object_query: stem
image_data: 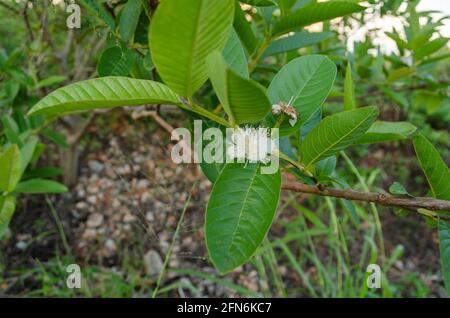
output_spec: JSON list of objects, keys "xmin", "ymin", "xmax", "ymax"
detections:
[
  {"xmin": 248, "ymin": 36, "xmax": 271, "ymax": 73},
  {"xmin": 45, "ymin": 196, "xmax": 72, "ymax": 259},
  {"xmin": 276, "ymin": 150, "xmax": 314, "ymax": 177},
  {"xmin": 177, "ymin": 102, "xmax": 231, "ymax": 127},
  {"xmin": 282, "ymin": 182, "xmax": 450, "ymax": 217}
]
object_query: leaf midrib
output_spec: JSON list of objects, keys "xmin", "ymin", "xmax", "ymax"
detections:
[
  {"xmin": 185, "ymin": 0, "xmax": 204, "ymax": 98},
  {"xmin": 303, "ymin": 109, "xmax": 375, "ymax": 167},
  {"xmin": 226, "ymin": 165, "xmax": 259, "ymax": 259}
]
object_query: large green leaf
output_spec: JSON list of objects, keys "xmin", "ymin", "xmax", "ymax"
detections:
[
  {"xmin": 150, "ymin": 0, "xmax": 234, "ymax": 98},
  {"xmin": 272, "ymin": 1, "xmax": 365, "ymax": 36},
  {"xmin": 28, "ymin": 77, "xmax": 180, "ymax": 117},
  {"xmin": 223, "ymin": 29, "xmax": 249, "ymax": 78},
  {"xmin": 413, "ymin": 134, "xmax": 450, "ymax": 295},
  {"xmin": 0, "ymin": 145, "xmax": 22, "ymax": 193},
  {"xmin": 267, "ymin": 55, "xmax": 336, "ymax": 136},
  {"xmin": 300, "ymin": 107, "xmax": 379, "ymax": 169},
  {"xmin": 413, "ymin": 134, "xmax": 450, "ymax": 201},
  {"xmin": 119, "ymin": 0, "xmax": 142, "ymax": 44},
  {"xmin": 206, "ymin": 51, "xmax": 271, "ymax": 125},
  {"xmin": 355, "ymin": 121, "xmax": 417, "ymax": 145},
  {"xmin": 263, "ymin": 32, "xmax": 333, "ymax": 57},
  {"xmin": 14, "ymin": 179, "xmax": 68, "ymax": 194},
  {"xmin": 233, "ymin": 3, "xmax": 258, "ymax": 54},
  {"xmin": 97, "ymin": 47, "xmax": 137, "ymax": 77},
  {"xmin": 0, "ymin": 195, "xmax": 16, "ymax": 236},
  {"xmin": 205, "ymin": 163, "xmax": 281, "ymax": 274}
]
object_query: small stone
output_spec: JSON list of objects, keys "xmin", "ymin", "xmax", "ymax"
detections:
[
  {"xmin": 88, "ymin": 160, "xmax": 104, "ymax": 173},
  {"xmin": 16, "ymin": 241, "xmax": 28, "ymax": 250},
  {"xmin": 146, "ymin": 211, "xmax": 154, "ymax": 222},
  {"xmin": 87, "ymin": 213, "xmax": 104, "ymax": 228},
  {"xmin": 144, "ymin": 250, "xmax": 163, "ymax": 278},
  {"xmin": 123, "ymin": 213, "xmax": 137, "ymax": 223},
  {"xmin": 104, "ymin": 238, "xmax": 117, "ymax": 255},
  {"xmin": 75, "ymin": 201, "xmax": 88, "ymax": 210},
  {"xmin": 87, "ymin": 195, "xmax": 97, "ymax": 205}
]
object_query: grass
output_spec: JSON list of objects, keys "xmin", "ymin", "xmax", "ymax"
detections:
[{"xmin": 0, "ymin": 153, "xmax": 440, "ymax": 298}]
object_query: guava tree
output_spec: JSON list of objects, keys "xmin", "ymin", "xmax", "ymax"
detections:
[{"xmin": 16, "ymin": 0, "xmax": 450, "ymax": 294}]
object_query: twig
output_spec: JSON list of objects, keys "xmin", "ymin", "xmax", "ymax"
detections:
[
  {"xmin": 132, "ymin": 109, "xmax": 198, "ymax": 162},
  {"xmin": 282, "ymin": 182, "xmax": 450, "ymax": 217},
  {"xmin": 22, "ymin": 1, "xmax": 34, "ymax": 42},
  {"xmin": 0, "ymin": 1, "xmax": 20, "ymax": 14},
  {"xmin": 68, "ymin": 113, "xmax": 97, "ymax": 145}
]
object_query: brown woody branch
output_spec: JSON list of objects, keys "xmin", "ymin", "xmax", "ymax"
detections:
[{"xmin": 282, "ymin": 182, "xmax": 450, "ymax": 217}]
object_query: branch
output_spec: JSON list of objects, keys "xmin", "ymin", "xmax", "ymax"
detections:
[
  {"xmin": 282, "ymin": 182, "xmax": 450, "ymax": 216},
  {"xmin": 0, "ymin": 1, "xmax": 20, "ymax": 14},
  {"xmin": 22, "ymin": 1, "xmax": 34, "ymax": 43}
]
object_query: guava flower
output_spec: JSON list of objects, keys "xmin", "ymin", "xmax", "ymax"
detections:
[
  {"xmin": 271, "ymin": 101, "xmax": 299, "ymax": 127},
  {"xmin": 227, "ymin": 126, "xmax": 275, "ymax": 164},
  {"xmin": 272, "ymin": 104, "xmax": 282, "ymax": 115}
]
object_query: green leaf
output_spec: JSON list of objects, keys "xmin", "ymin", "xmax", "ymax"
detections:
[
  {"xmin": 79, "ymin": 0, "xmax": 115, "ymax": 30},
  {"xmin": 344, "ymin": 63, "xmax": 356, "ymax": 110},
  {"xmin": 1, "ymin": 115, "xmax": 22, "ymax": 146},
  {"xmin": 414, "ymin": 38, "xmax": 449, "ymax": 61},
  {"xmin": 28, "ymin": 77, "xmax": 180, "ymax": 117},
  {"xmin": 35, "ymin": 76, "xmax": 67, "ymax": 89},
  {"xmin": 200, "ymin": 161, "xmax": 224, "ymax": 183},
  {"xmin": 267, "ymin": 55, "xmax": 336, "ymax": 136},
  {"xmin": 19, "ymin": 137, "xmax": 38, "ymax": 175},
  {"xmin": 23, "ymin": 167, "xmax": 63, "ymax": 180},
  {"xmin": 119, "ymin": 0, "xmax": 142, "ymax": 44},
  {"xmin": 272, "ymin": 1, "xmax": 365, "ymax": 36},
  {"xmin": 97, "ymin": 46, "xmax": 137, "ymax": 77},
  {"xmin": 0, "ymin": 195, "xmax": 16, "ymax": 236},
  {"xmin": 438, "ymin": 220, "xmax": 450, "ymax": 295},
  {"xmin": 206, "ymin": 51, "xmax": 271, "ymax": 125},
  {"xmin": 300, "ymin": 107, "xmax": 379, "ymax": 169},
  {"xmin": 413, "ymin": 134, "xmax": 450, "ymax": 201},
  {"xmin": 389, "ymin": 182, "xmax": 412, "ymax": 197},
  {"xmin": 263, "ymin": 32, "xmax": 333, "ymax": 57},
  {"xmin": 223, "ymin": 29, "xmax": 249, "ymax": 78},
  {"xmin": 0, "ymin": 145, "xmax": 22, "ymax": 193},
  {"xmin": 42, "ymin": 129, "xmax": 69, "ymax": 149},
  {"xmin": 240, "ymin": 0, "xmax": 276, "ymax": 6},
  {"xmin": 205, "ymin": 163, "xmax": 281, "ymax": 274},
  {"xmin": 355, "ymin": 121, "xmax": 417, "ymax": 145},
  {"xmin": 150, "ymin": 0, "xmax": 235, "ymax": 98},
  {"xmin": 386, "ymin": 66, "xmax": 416, "ymax": 84},
  {"xmin": 14, "ymin": 179, "xmax": 68, "ymax": 194},
  {"xmin": 233, "ymin": 3, "xmax": 258, "ymax": 54},
  {"xmin": 413, "ymin": 134, "xmax": 450, "ymax": 295},
  {"xmin": 278, "ymin": 0, "xmax": 298, "ymax": 15}
]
